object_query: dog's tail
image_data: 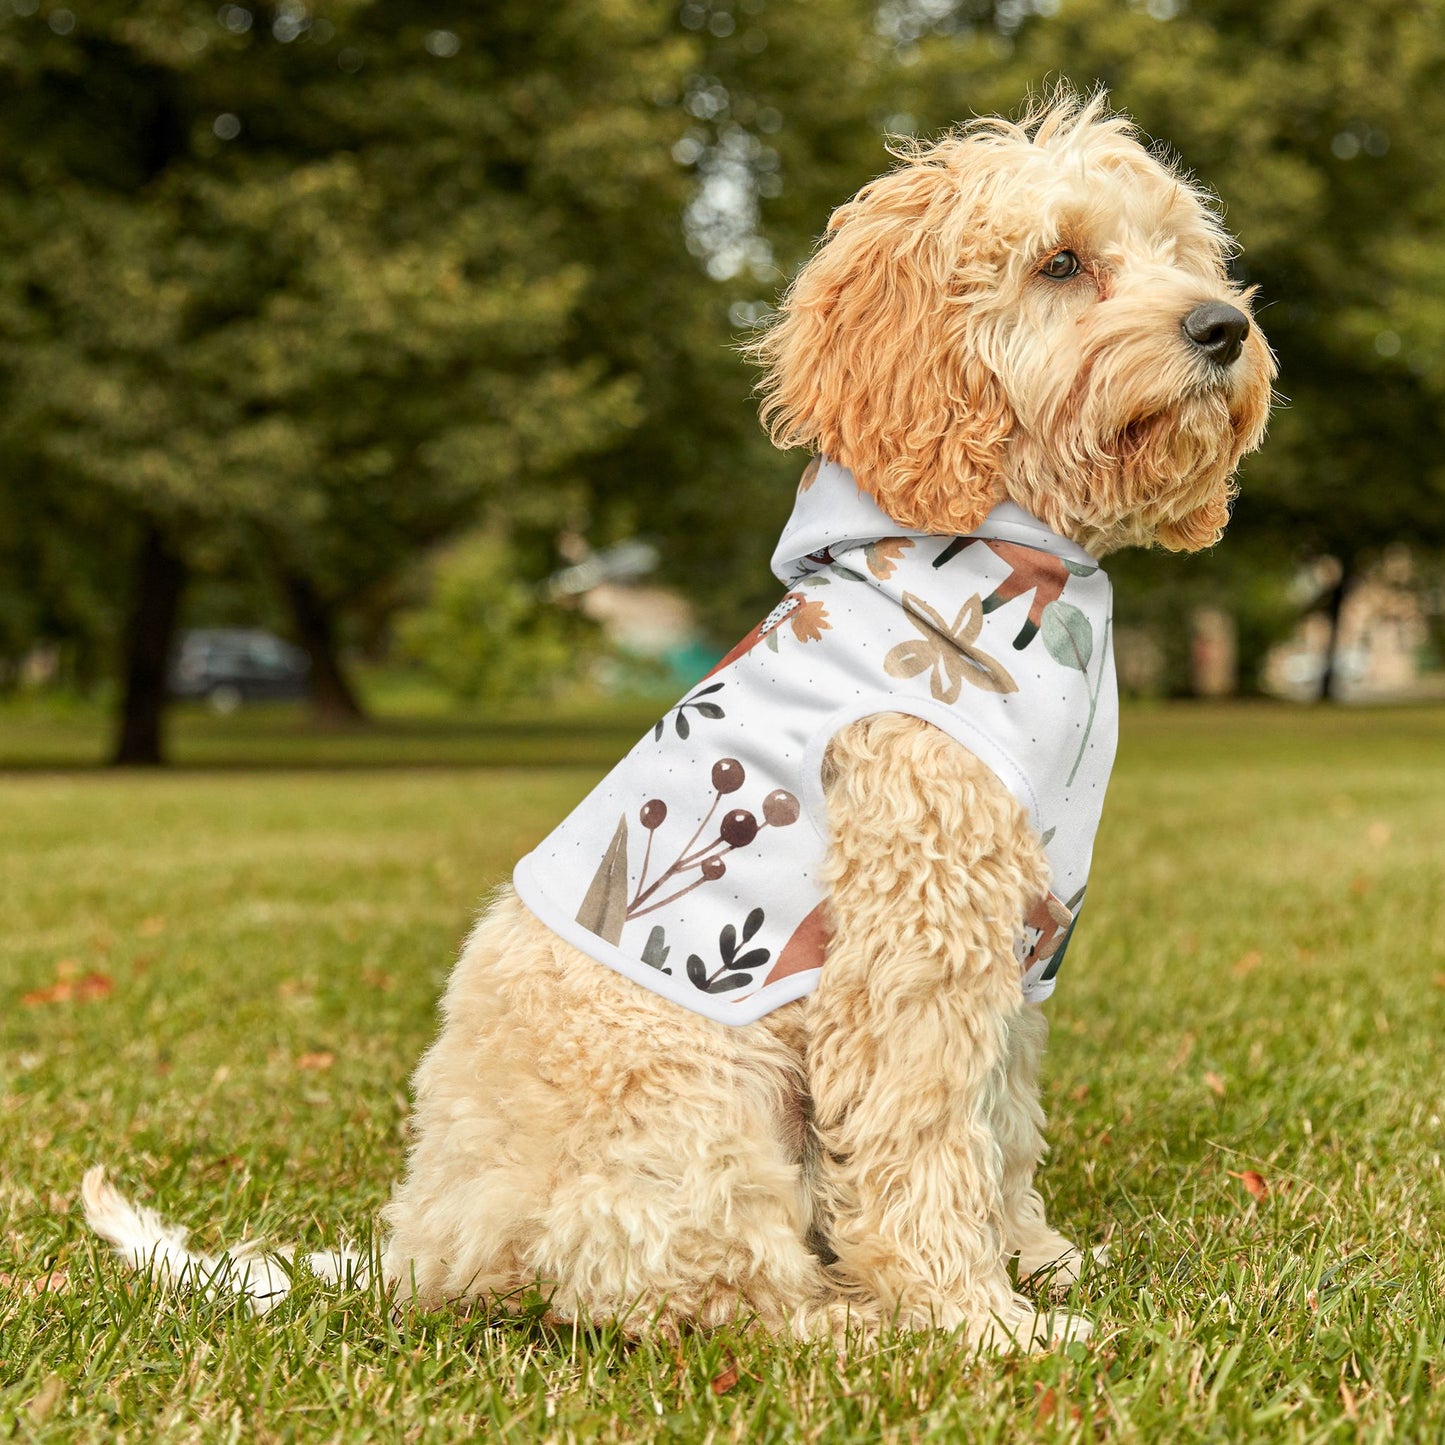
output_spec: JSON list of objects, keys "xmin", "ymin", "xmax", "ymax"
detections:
[{"xmin": 81, "ymin": 1165, "xmax": 368, "ymax": 1315}]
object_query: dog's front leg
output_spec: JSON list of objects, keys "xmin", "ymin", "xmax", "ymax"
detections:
[
  {"xmin": 994, "ymin": 1004, "xmax": 1100, "ymax": 1290},
  {"xmin": 806, "ymin": 713, "xmax": 1088, "ymax": 1349}
]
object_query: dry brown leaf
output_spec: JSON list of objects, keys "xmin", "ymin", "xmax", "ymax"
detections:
[
  {"xmin": 295, "ymin": 1051, "xmax": 334, "ymax": 1071},
  {"xmin": 710, "ymin": 1357, "xmax": 740, "ymax": 1396},
  {"xmin": 0, "ymin": 1268, "xmax": 70, "ymax": 1299},
  {"xmin": 1034, "ymin": 1386, "xmax": 1058, "ymax": 1424},
  {"xmin": 1232, "ymin": 950, "xmax": 1263, "ymax": 977},
  {"xmin": 1204, "ymin": 1070, "xmax": 1227, "ymax": 1098},
  {"xmin": 21, "ymin": 972, "xmax": 114, "ymax": 1007},
  {"xmin": 1228, "ymin": 1169, "xmax": 1268, "ymax": 1201}
]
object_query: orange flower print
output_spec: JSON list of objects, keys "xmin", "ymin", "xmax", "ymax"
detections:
[
  {"xmin": 862, "ymin": 536, "xmax": 913, "ymax": 579},
  {"xmin": 787, "ymin": 597, "xmax": 830, "ymax": 642},
  {"xmin": 701, "ymin": 590, "xmax": 830, "ymax": 679}
]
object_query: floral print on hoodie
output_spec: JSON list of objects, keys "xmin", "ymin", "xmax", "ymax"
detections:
[{"xmin": 512, "ymin": 458, "xmax": 1117, "ymax": 1025}]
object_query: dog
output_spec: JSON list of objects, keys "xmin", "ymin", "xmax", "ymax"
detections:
[{"xmin": 85, "ymin": 90, "xmax": 1273, "ymax": 1351}]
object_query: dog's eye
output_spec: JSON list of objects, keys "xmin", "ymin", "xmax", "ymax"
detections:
[{"xmin": 1040, "ymin": 250, "xmax": 1081, "ymax": 280}]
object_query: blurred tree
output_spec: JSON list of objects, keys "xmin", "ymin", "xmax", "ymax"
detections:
[
  {"xmin": 0, "ymin": 0, "xmax": 694, "ymax": 758},
  {"xmin": 395, "ymin": 530, "xmax": 596, "ymax": 705}
]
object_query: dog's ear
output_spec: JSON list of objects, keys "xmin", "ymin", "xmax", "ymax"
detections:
[{"xmin": 750, "ymin": 151, "xmax": 1012, "ymax": 534}]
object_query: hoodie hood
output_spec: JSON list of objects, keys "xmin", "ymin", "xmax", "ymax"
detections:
[{"xmin": 770, "ymin": 456, "xmax": 1098, "ymax": 586}]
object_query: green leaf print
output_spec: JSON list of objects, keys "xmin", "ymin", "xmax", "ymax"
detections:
[{"xmin": 1041, "ymin": 600, "xmax": 1093, "ymax": 673}]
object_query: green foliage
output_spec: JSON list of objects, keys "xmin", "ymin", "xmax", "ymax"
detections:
[
  {"xmin": 5, "ymin": 0, "xmax": 1445, "ymax": 707},
  {"xmin": 395, "ymin": 533, "xmax": 597, "ymax": 705}
]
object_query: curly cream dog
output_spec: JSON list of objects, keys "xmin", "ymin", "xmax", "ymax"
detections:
[{"xmin": 85, "ymin": 92, "xmax": 1273, "ymax": 1350}]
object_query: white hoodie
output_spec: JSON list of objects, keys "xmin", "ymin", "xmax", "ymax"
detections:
[{"xmin": 513, "ymin": 458, "xmax": 1118, "ymax": 1025}]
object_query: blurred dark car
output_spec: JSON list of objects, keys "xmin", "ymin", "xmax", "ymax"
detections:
[{"xmin": 170, "ymin": 629, "xmax": 310, "ymax": 712}]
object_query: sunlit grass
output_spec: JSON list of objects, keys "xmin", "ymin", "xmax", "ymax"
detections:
[{"xmin": 2, "ymin": 703, "xmax": 1443, "ymax": 1441}]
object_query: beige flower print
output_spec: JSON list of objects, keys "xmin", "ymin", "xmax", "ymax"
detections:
[{"xmin": 884, "ymin": 592, "xmax": 1018, "ymax": 702}]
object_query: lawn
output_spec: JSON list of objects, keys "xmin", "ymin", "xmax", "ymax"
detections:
[{"xmin": 2, "ymin": 702, "xmax": 1443, "ymax": 1442}]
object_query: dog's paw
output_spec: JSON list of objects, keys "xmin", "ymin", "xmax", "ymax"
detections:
[
  {"xmin": 972, "ymin": 1295, "xmax": 1093, "ymax": 1353},
  {"xmin": 1018, "ymin": 1240, "xmax": 1110, "ymax": 1293}
]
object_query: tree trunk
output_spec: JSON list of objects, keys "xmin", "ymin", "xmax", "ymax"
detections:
[
  {"xmin": 281, "ymin": 571, "xmax": 366, "ymax": 725},
  {"xmin": 112, "ymin": 524, "xmax": 187, "ymax": 766},
  {"xmin": 1317, "ymin": 556, "xmax": 1355, "ymax": 703}
]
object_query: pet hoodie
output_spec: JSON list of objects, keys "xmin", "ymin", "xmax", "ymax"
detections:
[{"xmin": 513, "ymin": 457, "xmax": 1118, "ymax": 1025}]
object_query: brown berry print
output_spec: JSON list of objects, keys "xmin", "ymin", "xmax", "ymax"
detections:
[
  {"xmin": 712, "ymin": 758, "xmax": 745, "ymax": 794},
  {"xmin": 762, "ymin": 790, "xmax": 800, "ymax": 827},
  {"xmin": 719, "ymin": 809, "xmax": 759, "ymax": 848},
  {"xmin": 700, "ymin": 857, "xmax": 726, "ymax": 880},
  {"xmin": 640, "ymin": 799, "xmax": 667, "ymax": 830}
]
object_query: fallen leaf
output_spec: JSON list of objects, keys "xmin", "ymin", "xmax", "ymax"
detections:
[
  {"xmin": 1228, "ymin": 1169, "xmax": 1268, "ymax": 1201},
  {"xmin": 0, "ymin": 1268, "xmax": 70, "ymax": 1299},
  {"xmin": 1232, "ymin": 950, "xmax": 1263, "ymax": 977},
  {"xmin": 711, "ymin": 1358, "xmax": 739, "ymax": 1396},
  {"xmin": 21, "ymin": 972, "xmax": 113, "ymax": 1006},
  {"xmin": 1070, "ymin": 1083, "xmax": 1090, "ymax": 1103},
  {"xmin": 1204, "ymin": 1071, "xmax": 1227, "ymax": 1098},
  {"xmin": 1349, "ymin": 875, "xmax": 1372, "ymax": 898},
  {"xmin": 1034, "ymin": 1386, "xmax": 1058, "ymax": 1425},
  {"xmin": 1433, "ymin": 974, "xmax": 1445, "ymax": 990},
  {"xmin": 295, "ymin": 1051, "xmax": 334, "ymax": 1071}
]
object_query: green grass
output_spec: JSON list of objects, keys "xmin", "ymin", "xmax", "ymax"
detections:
[{"xmin": 2, "ymin": 702, "xmax": 1443, "ymax": 1442}]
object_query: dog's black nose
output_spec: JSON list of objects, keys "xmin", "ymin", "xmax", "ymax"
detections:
[{"xmin": 1182, "ymin": 302, "xmax": 1250, "ymax": 367}]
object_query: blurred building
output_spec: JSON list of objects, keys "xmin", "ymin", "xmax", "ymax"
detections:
[{"xmin": 1262, "ymin": 548, "xmax": 1440, "ymax": 701}]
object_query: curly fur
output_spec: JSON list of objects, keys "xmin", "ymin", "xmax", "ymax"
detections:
[{"xmin": 85, "ymin": 88, "xmax": 1272, "ymax": 1353}]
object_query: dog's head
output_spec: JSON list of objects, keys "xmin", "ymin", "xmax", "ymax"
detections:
[{"xmin": 751, "ymin": 90, "xmax": 1275, "ymax": 554}]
